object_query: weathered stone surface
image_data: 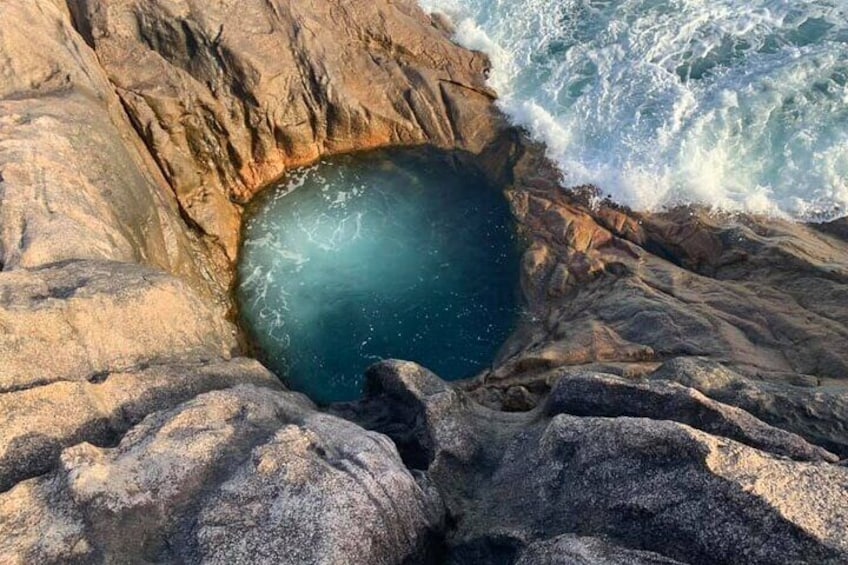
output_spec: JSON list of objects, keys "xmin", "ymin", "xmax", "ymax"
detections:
[
  {"xmin": 0, "ymin": 476, "xmax": 90, "ymax": 565},
  {"xmin": 0, "ymin": 386, "xmax": 442, "ymax": 564},
  {"xmin": 545, "ymin": 371, "xmax": 838, "ymax": 463},
  {"xmin": 514, "ymin": 534, "xmax": 686, "ymax": 565},
  {"xmin": 0, "ymin": 357, "xmax": 279, "ymax": 492},
  {"xmin": 653, "ymin": 357, "xmax": 848, "ymax": 458},
  {"xmin": 479, "ymin": 144, "xmax": 848, "ymax": 392},
  {"xmin": 361, "ymin": 361, "xmax": 848, "ymax": 565},
  {"xmin": 69, "ymin": 0, "xmax": 500, "ymax": 258},
  {"xmin": 195, "ymin": 414, "xmax": 443, "ymax": 564},
  {"xmin": 0, "ymin": 260, "xmax": 237, "ymax": 393},
  {"xmin": 473, "ymin": 414, "xmax": 848, "ymax": 564},
  {"xmin": 0, "ymin": 0, "xmax": 223, "ymax": 290}
]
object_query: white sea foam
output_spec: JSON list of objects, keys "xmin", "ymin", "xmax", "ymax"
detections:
[{"xmin": 421, "ymin": 0, "xmax": 848, "ymax": 220}]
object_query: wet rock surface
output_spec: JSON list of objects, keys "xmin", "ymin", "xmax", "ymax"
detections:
[{"xmin": 1, "ymin": 0, "xmax": 848, "ymax": 563}]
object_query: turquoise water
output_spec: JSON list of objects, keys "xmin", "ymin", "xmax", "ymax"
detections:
[
  {"xmin": 421, "ymin": 0, "xmax": 848, "ymax": 220},
  {"xmin": 237, "ymin": 150, "xmax": 522, "ymax": 404}
]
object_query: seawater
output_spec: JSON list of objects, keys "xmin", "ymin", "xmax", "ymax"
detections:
[
  {"xmin": 421, "ymin": 0, "xmax": 848, "ymax": 220},
  {"xmin": 237, "ymin": 150, "xmax": 521, "ymax": 404}
]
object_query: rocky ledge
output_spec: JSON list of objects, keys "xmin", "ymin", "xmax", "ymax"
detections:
[{"xmin": 1, "ymin": 0, "xmax": 847, "ymax": 563}]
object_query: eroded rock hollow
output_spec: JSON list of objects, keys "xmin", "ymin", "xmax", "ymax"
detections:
[{"xmin": 1, "ymin": 0, "xmax": 847, "ymax": 563}]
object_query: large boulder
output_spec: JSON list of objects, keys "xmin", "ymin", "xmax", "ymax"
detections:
[
  {"xmin": 0, "ymin": 258, "xmax": 259, "ymax": 491},
  {"xmin": 361, "ymin": 361, "xmax": 848, "ymax": 564},
  {"xmin": 194, "ymin": 413, "xmax": 444, "ymax": 564},
  {"xmin": 0, "ymin": 357, "xmax": 279, "ymax": 491},
  {"xmin": 545, "ymin": 370, "xmax": 838, "ymax": 463},
  {"xmin": 468, "ymin": 414, "xmax": 848, "ymax": 564},
  {"xmin": 0, "ymin": 386, "xmax": 443, "ymax": 564}
]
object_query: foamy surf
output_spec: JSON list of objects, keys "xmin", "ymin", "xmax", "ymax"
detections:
[{"xmin": 421, "ymin": 0, "xmax": 848, "ymax": 221}]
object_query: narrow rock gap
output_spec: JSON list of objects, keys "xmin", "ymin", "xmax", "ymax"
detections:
[{"xmin": 64, "ymin": 1, "xmax": 95, "ymax": 49}]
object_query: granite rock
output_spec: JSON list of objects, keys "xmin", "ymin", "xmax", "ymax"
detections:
[
  {"xmin": 653, "ymin": 357, "xmax": 848, "ymax": 459},
  {"xmin": 545, "ymin": 370, "xmax": 838, "ymax": 463},
  {"xmin": 69, "ymin": 0, "xmax": 500, "ymax": 258},
  {"xmin": 362, "ymin": 361, "xmax": 848, "ymax": 565},
  {"xmin": 0, "ymin": 386, "xmax": 443, "ymax": 564}
]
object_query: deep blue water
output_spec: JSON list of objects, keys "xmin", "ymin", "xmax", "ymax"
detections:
[{"xmin": 237, "ymin": 150, "xmax": 522, "ymax": 404}]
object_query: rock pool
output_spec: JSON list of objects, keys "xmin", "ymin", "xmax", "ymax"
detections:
[{"xmin": 237, "ymin": 149, "xmax": 522, "ymax": 403}]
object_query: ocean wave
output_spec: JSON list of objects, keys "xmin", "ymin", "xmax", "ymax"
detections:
[{"xmin": 422, "ymin": 0, "xmax": 848, "ymax": 221}]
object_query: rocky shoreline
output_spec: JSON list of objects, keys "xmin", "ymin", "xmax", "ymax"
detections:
[{"xmin": 1, "ymin": 0, "xmax": 847, "ymax": 563}]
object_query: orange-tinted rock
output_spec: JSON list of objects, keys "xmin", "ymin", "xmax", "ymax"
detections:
[{"xmin": 70, "ymin": 0, "xmax": 500, "ymax": 258}]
